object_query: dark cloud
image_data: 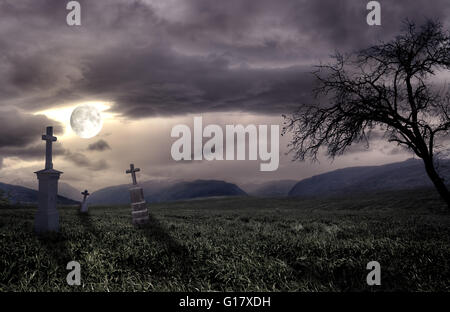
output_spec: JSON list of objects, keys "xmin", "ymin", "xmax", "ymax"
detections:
[
  {"xmin": 64, "ymin": 151, "xmax": 110, "ymax": 171},
  {"xmin": 387, "ymin": 147, "xmax": 403, "ymax": 155},
  {"xmin": 64, "ymin": 151, "xmax": 90, "ymax": 167},
  {"xmin": 87, "ymin": 139, "xmax": 111, "ymax": 151},
  {"xmin": 0, "ymin": 135, "xmax": 109, "ymax": 172},
  {"xmin": 0, "ymin": 142, "xmax": 66, "ymax": 161},
  {"xmin": 3, "ymin": 0, "xmax": 444, "ymax": 189},
  {"xmin": 0, "ymin": 107, "xmax": 63, "ymax": 148},
  {"xmin": 342, "ymin": 142, "xmax": 371, "ymax": 155},
  {"xmin": 90, "ymin": 159, "xmax": 110, "ymax": 171},
  {"xmin": 0, "ymin": 0, "xmax": 449, "ymax": 118},
  {"xmin": 382, "ymin": 145, "xmax": 412, "ymax": 156}
]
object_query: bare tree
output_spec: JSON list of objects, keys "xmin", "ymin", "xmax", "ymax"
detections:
[{"xmin": 283, "ymin": 20, "xmax": 450, "ymax": 209}]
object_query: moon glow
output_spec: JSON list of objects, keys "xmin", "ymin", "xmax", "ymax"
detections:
[{"xmin": 70, "ymin": 105, "xmax": 103, "ymax": 139}]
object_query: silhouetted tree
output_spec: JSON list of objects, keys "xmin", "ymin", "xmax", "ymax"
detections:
[{"xmin": 283, "ymin": 20, "xmax": 450, "ymax": 209}]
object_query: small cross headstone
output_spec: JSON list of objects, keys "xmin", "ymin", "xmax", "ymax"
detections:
[
  {"xmin": 80, "ymin": 189, "xmax": 90, "ymax": 213},
  {"xmin": 125, "ymin": 163, "xmax": 148, "ymax": 225},
  {"xmin": 126, "ymin": 163, "xmax": 140, "ymax": 185},
  {"xmin": 82, "ymin": 190, "xmax": 90, "ymax": 200},
  {"xmin": 34, "ymin": 126, "xmax": 63, "ymax": 233}
]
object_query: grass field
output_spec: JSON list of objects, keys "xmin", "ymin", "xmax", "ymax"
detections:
[{"xmin": 1, "ymin": 188, "xmax": 449, "ymax": 292}]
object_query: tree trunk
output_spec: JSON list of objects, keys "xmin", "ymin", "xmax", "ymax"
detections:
[{"xmin": 423, "ymin": 157, "xmax": 450, "ymax": 209}]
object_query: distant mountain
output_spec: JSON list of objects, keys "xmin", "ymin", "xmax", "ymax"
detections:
[
  {"xmin": 0, "ymin": 182, "xmax": 79, "ymax": 205},
  {"xmin": 289, "ymin": 158, "xmax": 450, "ymax": 197},
  {"xmin": 88, "ymin": 179, "xmax": 247, "ymax": 205},
  {"xmin": 158, "ymin": 180, "xmax": 247, "ymax": 202},
  {"xmin": 87, "ymin": 184, "xmax": 130, "ymax": 205},
  {"xmin": 87, "ymin": 179, "xmax": 180, "ymax": 205},
  {"xmin": 8, "ymin": 178, "xmax": 81, "ymax": 201},
  {"xmin": 241, "ymin": 180, "xmax": 298, "ymax": 197},
  {"xmin": 58, "ymin": 182, "xmax": 83, "ymax": 202}
]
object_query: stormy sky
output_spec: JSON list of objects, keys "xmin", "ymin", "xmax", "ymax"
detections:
[{"xmin": 0, "ymin": 0, "xmax": 449, "ymax": 193}]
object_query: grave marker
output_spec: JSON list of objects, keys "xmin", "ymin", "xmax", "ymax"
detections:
[
  {"xmin": 34, "ymin": 126, "xmax": 63, "ymax": 233},
  {"xmin": 126, "ymin": 163, "xmax": 149, "ymax": 225},
  {"xmin": 80, "ymin": 189, "xmax": 89, "ymax": 213}
]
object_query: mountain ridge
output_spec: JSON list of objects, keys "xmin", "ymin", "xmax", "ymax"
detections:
[
  {"xmin": 87, "ymin": 179, "xmax": 247, "ymax": 205},
  {"xmin": 0, "ymin": 182, "xmax": 80, "ymax": 205},
  {"xmin": 289, "ymin": 158, "xmax": 450, "ymax": 197}
]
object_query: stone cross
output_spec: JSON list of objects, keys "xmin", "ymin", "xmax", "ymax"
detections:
[
  {"xmin": 81, "ymin": 190, "xmax": 90, "ymax": 202},
  {"xmin": 34, "ymin": 126, "xmax": 62, "ymax": 233},
  {"xmin": 42, "ymin": 126, "xmax": 57, "ymax": 170},
  {"xmin": 126, "ymin": 163, "xmax": 140, "ymax": 185}
]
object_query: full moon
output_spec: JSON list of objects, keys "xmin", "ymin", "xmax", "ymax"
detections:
[{"xmin": 70, "ymin": 105, "xmax": 103, "ymax": 138}]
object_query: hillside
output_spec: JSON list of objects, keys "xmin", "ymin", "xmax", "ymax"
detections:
[
  {"xmin": 289, "ymin": 158, "xmax": 450, "ymax": 197},
  {"xmin": 8, "ymin": 178, "xmax": 81, "ymax": 201},
  {"xmin": 241, "ymin": 180, "xmax": 298, "ymax": 197},
  {"xmin": 0, "ymin": 187, "xmax": 448, "ymax": 291},
  {"xmin": 87, "ymin": 179, "xmax": 180, "ymax": 205},
  {"xmin": 0, "ymin": 182, "xmax": 79, "ymax": 205},
  {"xmin": 88, "ymin": 179, "xmax": 247, "ymax": 205},
  {"xmin": 157, "ymin": 180, "xmax": 247, "ymax": 201}
]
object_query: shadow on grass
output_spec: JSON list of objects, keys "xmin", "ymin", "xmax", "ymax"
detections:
[
  {"xmin": 36, "ymin": 208, "xmax": 92, "ymax": 268},
  {"xmin": 76, "ymin": 210, "xmax": 96, "ymax": 232},
  {"xmin": 36, "ymin": 231, "xmax": 72, "ymax": 270},
  {"xmin": 137, "ymin": 213, "xmax": 196, "ymax": 279}
]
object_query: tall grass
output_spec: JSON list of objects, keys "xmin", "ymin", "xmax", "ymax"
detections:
[{"xmin": 0, "ymin": 188, "xmax": 449, "ymax": 291}]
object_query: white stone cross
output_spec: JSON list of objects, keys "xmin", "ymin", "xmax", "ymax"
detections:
[
  {"xmin": 126, "ymin": 163, "xmax": 140, "ymax": 185},
  {"xmin": 42, "ymin": 126, "xmax": 57, "ymax": 170},
  {"xmin": 81, "ymin": 190, "xmax": 90, "ymax": 202}
]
